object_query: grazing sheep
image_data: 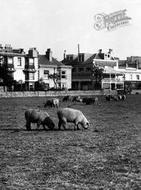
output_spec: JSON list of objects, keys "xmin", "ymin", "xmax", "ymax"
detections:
[
  {"xmin": 52, "ymin": 98, "xmax": 59, "ymax": 108},
  {"xmin": 62, "ymin": 95, "xmax": 71, "ymax": 102},
  {"xmin": 72, "ymin": 96, "xmax": 82, "ymax": 102},
  {"xmin": 122, "ymin": 94, "xmax": 126, "ymax": 100},
  {"xmin": 111, "ymin": 95, "xmax": 118, "ymax": 101},
  {"xmin": 105, "ymin": 95, "xmax": 111, "ymax": 101},
  {"xmin": 82, "ymin": 97, "xmax": 95, "ymax": 105},
  {"xmin": 44, "ymin": 98, "xmax": 59, "ymax": 108},
  {"xmin": 44, "ymin": 100, "xmax": 52, "ymax": 107},
  {"xmin": 94, "ymin": 97, "xmax": 98, "ymax": 104},
  {"xmin": 118, "ymin": 94, "xmax": 122, "ymax": 100},
  {"xmin": 25, "ymin": 109, "xmax": 55, "ymax": 131},
  {"xmin": 57, "ymin": 108, "xmax": 89, "ymax": 130},
  {"xmin": 106, "ymin": 95, "xmax": 118, "ymax": 101}
]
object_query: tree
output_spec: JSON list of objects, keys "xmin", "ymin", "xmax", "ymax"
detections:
[
  {"xmin": 92, "ymin": 66, "xmax": 104, "ymax": 90},
  {"xmin": 35, "ymin": 78, "xmax": 47, "ymax": 91},
  {"xmin": 0, "ymin": 65, "xmax": 15, "ymax": 90},
  {"xmin": 48, "ymin": 73, "xmax": 60, "ymax": 89}
]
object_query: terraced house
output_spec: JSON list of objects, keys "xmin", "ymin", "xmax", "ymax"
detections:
[
  {"xmin": 0, "ymin": 45, "xmax": 72, "ymax": 91},
  {"xmin": 38, "ymin": 49, "xmax": 72, "ymax": 90},
  {"xmin": 24, "ymin": 48, "xmax": 39, "ymax": 91},
  {"xmin": 0, "ymin": 44, "xmax": 26, "ymax": 90},
  {"xmin": 117, "ymin": 56, "xmax": 141, "ymax": 90},
  {"xmin": 63, "ymin": 48, "xmax": 124, "ymax": 91}
]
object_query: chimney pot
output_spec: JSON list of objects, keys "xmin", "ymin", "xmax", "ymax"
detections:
[
  {"xmin": 46, "ymin": 48, "xmax": 52, "ymax": 62},
  {"xmin": 98, "ymin": 49, "xmax": 102, "ymax": 54}
]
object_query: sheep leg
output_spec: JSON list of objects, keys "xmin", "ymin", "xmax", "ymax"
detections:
[
  {"xmin": 36, "ymin": 121, "xmax": 41, "ymax": 130},
  {"xmin": 62, "ymin": 122, "xmax": 67, "ymax": 130},
  {"xmin": 42, "ymin": 124, "xmax": 46, "ymax": 130},
  {"xmin": 58, "ymin": 120, "xmax": 62, "ymax": 130},
  {"xmin": 26, "ymin": 121, "xmax": 31, "ymax": 131},
  {"xmin": 74, "ymin": 121, "xmax": 80, "ymax": 130}
]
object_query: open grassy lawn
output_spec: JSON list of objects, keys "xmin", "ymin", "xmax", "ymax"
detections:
[{"xmin": 0, "ymin": 95, "xmax": 141, "ymax": 190}]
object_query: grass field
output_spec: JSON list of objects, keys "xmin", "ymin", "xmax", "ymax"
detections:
[{"xmin": 0, "ymin": 95, "xmax": 141, "ymax": 190}]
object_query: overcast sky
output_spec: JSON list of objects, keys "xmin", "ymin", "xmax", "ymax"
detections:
[{"xmin": 0, "ymin": 0, "xmax": 141, "ymax": 60}]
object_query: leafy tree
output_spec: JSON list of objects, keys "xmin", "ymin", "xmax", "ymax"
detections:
[
  {"xmin": 92, "ymin": 66, "xmax": 104, "ymax": 90},
  {"xmin": 48, "ymin": 73, "xmax": 60, "ymax": 89},
  {"xmin": 0, "ymin": 65, "xmax": 15, "ymax": 89},
  {"xmin": 35, "ymin": 78, "xmax": 46, "ymax": 91}
]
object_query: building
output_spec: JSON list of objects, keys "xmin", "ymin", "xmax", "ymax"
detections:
[
  {"xmin": 0, "ymin": 45, "xmax": 72, "ymax": 91},
  {"xmin": 0, "ymin": 44, "xmax": 26, "ymax": 90},
  {"xmin": 63, "ymin": 48, "xmax": 124, "ymax": 90},
  {"xmin": 24, "ymin": 48, "xmax": 39, "ymax": 90},
  {"xmin": 117, "ymin": 56, "xmax": 141, "ymax": 90},
  {"xmin": 38, "ymin": 49, "xmax": 72, "ymax": 90}
]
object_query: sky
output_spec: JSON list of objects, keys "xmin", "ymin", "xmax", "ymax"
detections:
[{"xmin": 0, "ymin": 0, "xmax": 141, "ymax": 60}]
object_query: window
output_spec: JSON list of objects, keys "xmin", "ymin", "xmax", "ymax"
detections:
[
  {"xmin": 0, "ymin": 56, "xmax": 4, "ymax": 66},
  {"xmin": 61, "ymin": 70, "xmax": 66, "ymax": 79},
  {"xmin": 17, "ymin": 57, "xmax": 22, "ymax": 66},
  {"xmin": 62, "ymin": 83, "xmax": 66, "ymax": 89},
  {"xmin": 44, "ymin": 70, "xmax": 49, "ymax": 79},
  {"xmin": 25, "ymin": 73, "xmax": 29, "ymax": 80},
  {"xmin": 136, "ymin": 75, "xmax": 140, "ymax": 80},
  {"xmin": 66, "ymin": 55, "xmax": 73, "ymax": 61},
  {"xmin": 78, "ymin": 67, "xmax": 84, "ymax": 72},
  {"xmin": 72, "ymin": 68, "xmax": 76, "ymax": 72},
  {"xmin": 8, "ymin": 57, "xmax": 13, "ymax": 64},
  {"xmin": 29, "ymin": 73, "xmax": 34, "ymax": 80},
  {"xmin": 86, "ymin": 67, "xmax": 91, "ymax": 72},
  {"xmin": 29, "ymin": 58, "xmax": 34, "ymax": 66}
]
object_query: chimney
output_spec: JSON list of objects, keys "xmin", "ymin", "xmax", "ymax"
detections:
[
  {"xmin": 98, "ymin": 49, "xmax": 102, "ymax": 54},
  {"xmin": 28, "ymin": 47, "xmax": 38, "ymax": 57},
  {"xmin": 78, "ymin": 44, "xmax": 80, "ymax": 55},
  {"xmin": 78, "ymin": 44, "xmax": 80, "ymax": 62},
  {"xmin": 63, "ymin": 50, "xmax": 66, "ymax": 60},
  {"xmin": 46, "ymin": 48, "xmax": 52, "ymax": 62},
  {"xmin": 108, "ymin": 49, "xmax": 112, "ymax": 54}
]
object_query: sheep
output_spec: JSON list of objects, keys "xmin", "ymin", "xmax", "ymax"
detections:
[
  {"xmin": 44, "ymin": 98, "xmax": 59, "ymax": 108},
  {"xmin": 118, "ymin": 94, "xmax": 122, "ymax": 100},
  {"xmin": 62, "ymin": 95, "xmax": 71, "ymax": 102},
  {"xmin": 25, "ymin": 109, "xmax": 55, "ymax": 131},
  {"xmin": 105, "ymin": 95, "xmax": 111, "ymax": 101},
  {"xmin": 82, "ymin": 97, "xmax": 96, "ymax": 105},
  {"xmin": 52, "ymin": 98, "xmax": 59, "ymax": 107},
  {"xmin": 94, "ymin": 97, "xmax": 98, "ymax": 105},
  {"xmin": 72, "ymin": 96, "xmax": 82, "ymax": 102},
  {"xmin": 57, "ymin": 108, "xmax": 89, "ymax": 130},
  {"xmin": 122, "ymin": 94, "xmax": 126, "ymax": 100},
  {"xmin": 111, "ymin": 95, "xmax": 118, "ymax": 101}
]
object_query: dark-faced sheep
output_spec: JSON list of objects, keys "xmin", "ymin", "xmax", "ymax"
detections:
[
  {"xmin": 82, "ymin": 97, "xmax": 96, "ymax": 105},
  {"xmin": 57, "ymin": 108, "xmax": 89, "ymax": 130},
  {"xmin": 62, "ymin": 95, "xmax": 71, "ymax": 102},
  {"xmin": 25, "ymin": 109, "xmax": 55, "ymax": 131},
  {"xmin": 72, "ymin": 96, "xmax": 82, "ymax": 102},
  {"xmin": 44, "ymin": 98, "xmax": 59, "ymax": 108}
]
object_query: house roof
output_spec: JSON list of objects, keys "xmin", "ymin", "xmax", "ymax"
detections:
[
  {"xmin": 39, "ymin": 55, "xmax": 65, "ymax": 67},
  {"xmin": 83, "ymin": 54, "xmax": 97, "ymax": 64},
  {"xmin": 63, "ymin": 52, "xmax": 116, "ymax": 66}
]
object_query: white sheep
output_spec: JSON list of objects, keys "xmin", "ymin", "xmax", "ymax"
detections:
[
  {"xmin": 25, "ymin": 109, "xmax": 55, "ymax": 131},
  {"xmin": 57, "ymin": 108, "xmax": 89, "ymax": 130}
]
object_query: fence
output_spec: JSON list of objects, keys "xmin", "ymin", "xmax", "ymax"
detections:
[{"xmin": 0, "ymin": 90, "xmax": 104, "ymax": 98}]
